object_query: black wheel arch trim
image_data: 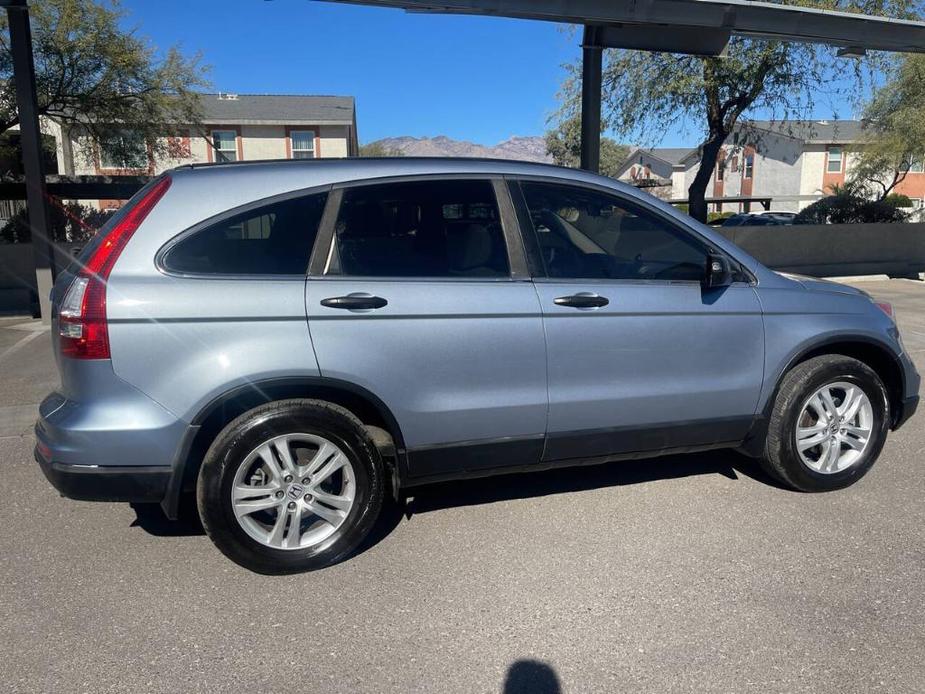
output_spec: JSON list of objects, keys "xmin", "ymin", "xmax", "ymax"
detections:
[
  {"xmin": 741, "ymin": 332, "xmax": 908, "ymax": 457},
  {"xmin": 160, "ymin": 376, "xmax": 407, "ymax": 520}
]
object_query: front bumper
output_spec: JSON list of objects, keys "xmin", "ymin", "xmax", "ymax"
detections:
[
  {"xmin": 894, "ymin": 348, "xmax": 921, "ymax": 430},
  {"xmin": 893, "ymin": 394, "xmax": 919, "ymax": 430}
]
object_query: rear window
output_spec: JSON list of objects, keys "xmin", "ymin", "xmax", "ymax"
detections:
[{"xmin": 162, "ymin": 192, "xmax": 328, "ymax": 275}]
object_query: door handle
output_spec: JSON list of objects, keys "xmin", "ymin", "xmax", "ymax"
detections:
[
  {"xmin": 553, "ymin": 292, "xmax": 609, "ymax": 309},
  {"xmin": 320, "ymin": 293, "xmax": 388, "ymax": 310}
]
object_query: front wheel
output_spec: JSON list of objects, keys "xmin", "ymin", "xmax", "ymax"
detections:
[
  {"xmin": 761, "ymin": 355, "xmax": 890, "ymax": 492},
  {"xmin": 197, "ymin": 399, "xmax": 384, "ymax": 574}
]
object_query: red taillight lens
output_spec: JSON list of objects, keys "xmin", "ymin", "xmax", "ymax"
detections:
[
  {"xmin": 59, "ymin": 176, "xmax": 171, "ymax": 359},
  {"xmin": 875, "ymin": 301, "xmax": 894, "ymax": 319}
]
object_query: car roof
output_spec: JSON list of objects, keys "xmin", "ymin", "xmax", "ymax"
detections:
[{"xmin": 172, "ymin": 156, "xmax": 625, "ymax": 190}]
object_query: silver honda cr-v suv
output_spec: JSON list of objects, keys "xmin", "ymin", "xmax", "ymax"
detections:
[{"xmin": 35, "ymin": 158, "xmax": 920, "ymax": 573}]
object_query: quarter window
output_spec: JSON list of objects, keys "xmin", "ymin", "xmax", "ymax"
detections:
[
  {"xmin": 328, "ymin": 179, "xmax": 509, "ymax": 278},
  {"xmin": 827, "ymin": 147, "xmax": 843, "ymax": 173},
  {"xmin": 290, "ymin": 131, "xmax": 316, "ymax": 159},
  {"xmin": 520, "ymin": 181, "xmax": 708, "ymax": 282},
  {"xmin": 162, "ymin": 192, "xmax": 328, "ymax": 275},
  {"xmin": 212, "ymin": 130, "xmax": 238, "ymax": 162}
]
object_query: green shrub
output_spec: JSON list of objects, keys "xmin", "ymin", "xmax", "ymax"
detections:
[
  {"xmin": 884, "ymin": 193, "xmax": 912, "ymax": 209},
  {"xmin": 795, "ymin": 191, "xmax": 908, "ymax": 224}
]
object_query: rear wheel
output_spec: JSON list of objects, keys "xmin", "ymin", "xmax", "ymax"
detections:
[
  {"xmin": 197, "ymin": 399, "xmax": 384, "ymax": 573},
  {"xmin": 761, "ymin": 355, "xmax": 889, "ymax": 492}
]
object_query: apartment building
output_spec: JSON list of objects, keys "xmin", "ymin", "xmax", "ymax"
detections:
[
  {"xmin": 617, "ymin": 120, "xmax": 925, "ymax": 215},
  {"xmin": 47, "ymin": 93, "xmax": 359, "ymax": 209}
]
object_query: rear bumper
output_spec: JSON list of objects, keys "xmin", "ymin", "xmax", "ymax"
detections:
[
  {"xmin": 34, "ymin": 442, "xmax": 169, "ymax": 502},
  {"xmin": 34, "ymin": 382, "xmax": 189, "ymax": 505}
]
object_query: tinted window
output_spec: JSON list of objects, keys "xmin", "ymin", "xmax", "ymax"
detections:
[
  {"xmin": 329, "ymin": 180, "xmax": 509, "ymax": 278},
  {"xmin": 163, "ymin": 192, "xmax": 327, "ymax": 275},
  {"xmin": 520, "ymin": 182, "xmax": 708, "ymax": 281}
]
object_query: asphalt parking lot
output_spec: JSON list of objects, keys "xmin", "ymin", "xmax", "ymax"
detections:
[{"xmin": 1, "ymin": 278, "xmax": 924, "ymax": 694}]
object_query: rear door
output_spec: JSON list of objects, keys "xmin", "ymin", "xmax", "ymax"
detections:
[
  {"xmin": 305, "ymin": 177, "xmax": 547, "ymax": 482},
  {"xmin": 511, "ymin": 178, "xmax": 765, "ymax": 461}
]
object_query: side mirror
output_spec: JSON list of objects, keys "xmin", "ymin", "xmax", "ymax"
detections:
[{"xmin": 703, "ymin": 253, "xmax": 733, "ymax": 288}]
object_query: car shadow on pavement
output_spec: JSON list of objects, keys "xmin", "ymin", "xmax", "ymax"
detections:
[
  {"xmin": 126, "ymin": 450, "xmax": 786, "ymax": 560},
  {"xmin": 128, "ymin": 490, "xmax": 408, "ymax": 559},
  {"xmin": 504, "ymin": 659, "xmax": 561, "ymax": 694},
  {"xmin": 405, "ymin": 448, "xmax": 788, "ymax": 516},
  {"xmin": 130, "ymin": 496, "xmax": 204, "ymax": 537}
]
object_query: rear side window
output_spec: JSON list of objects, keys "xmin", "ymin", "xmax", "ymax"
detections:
[
  {"xmin": 162, "ymin": 192, "xmax": 328, "ymax": 275},
  {"xmin": 327, "ymin": 179, "xmax": 510, "ymax": 278}
]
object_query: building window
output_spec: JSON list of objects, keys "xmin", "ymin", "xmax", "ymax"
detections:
[
  {"xmin": 744, "ymin": 154, "xmax": 754, "ymax": 179},
  {"xmin": 212, "ymin": 130, "xmax": 238, "ymax": 162},
  {"xmin": 826, "ymin": 147, "xmax": 843, "ymax": 173},
  {"xmin": 290, "ymin": 130, "xmax": 316, "ymax": 159},
  {"xmin": 99, "ymin": 129, "xmax": 147, "ymax": 170},
  {"xmin": 716, "ymin": 160, "xmax": 725, "ymax": 181}
]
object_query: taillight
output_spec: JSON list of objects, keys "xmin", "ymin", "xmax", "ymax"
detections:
[
  {"xmin": 874, "ymin": 301, "xmax": 894, "ymax": 319},
  {"xmin": 59, "ymin": 176, "xmax": 171, "ymax": 359}
]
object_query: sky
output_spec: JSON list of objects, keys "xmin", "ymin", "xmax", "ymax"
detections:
[
  {"xmin": 118, "ymin": 0, "xmax": 861, "ymax": 148},
  {"xmin": 118, "ymin": 0, "xmax": 577, "ymax": 145}
]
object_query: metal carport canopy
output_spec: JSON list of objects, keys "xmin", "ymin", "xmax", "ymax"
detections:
[
  {"xmin": 325, "ymin": 0, "xmax": 925, "ymax": 172},
  {"xmin": 329, "ymin": 0, "xmax": 925, "ymax": 54}
]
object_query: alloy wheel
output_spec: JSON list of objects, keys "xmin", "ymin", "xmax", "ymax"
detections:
[
  {"xmin": 794, "ymin": 381, "xmax": 874, "ymax": 474},
  {"xmin": 230, "ymin": 433, "xmax": 356, "ymax": 550}
]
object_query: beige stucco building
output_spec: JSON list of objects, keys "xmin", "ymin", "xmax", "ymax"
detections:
[
  {"xmin": 616, "ymin": 120, "xmax": 925, "ymax": 217},
  {"xmin": 48, "ymin": 93, "xmax": 359, "ymax": 209}
]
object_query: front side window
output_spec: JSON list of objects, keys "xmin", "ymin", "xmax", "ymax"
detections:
[
  {"xmin": 827, "ymin": 147, "xmax": 843, "ymax": 173},
  {"xmin": 520, "ymin": 181, "xmax": 708, "ymax": 282},
  {"xmin": 162, "ymin": 192, "xmax": 328, "ymax": 275},
  {"xmin": 291, "ymin": 130, "xmax": 316, "ymax": 159},
  {"xmin": 99, "ymin": 129, "xmax": 147, "ymax": 170},
  {"xmin": 212, "ymin": 130, "xmax": 238, "ymax": 162},
  {"xmin": 328, "ymin": 179, "xmax": 509, "ymax": 278}
]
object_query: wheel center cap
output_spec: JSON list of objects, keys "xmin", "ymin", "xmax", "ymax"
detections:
[{"xmin": 287, "ymin": 483, "xmax": 305, "ymax": 501}]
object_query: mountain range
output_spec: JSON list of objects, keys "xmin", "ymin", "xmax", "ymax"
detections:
[{"xmin": 364, "ymin": 135, "xmax": 552, "ymax": 162}]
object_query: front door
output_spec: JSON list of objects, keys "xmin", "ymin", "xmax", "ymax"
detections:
[
  {"xmin": 513, "ymin": 179, "xmax": 765, "ymax": 461},
  {"xmin": 306, "ymin": 177, "xmax": 547, "ymax": 481}
]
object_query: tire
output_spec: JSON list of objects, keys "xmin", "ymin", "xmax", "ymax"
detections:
[
  {"xmin": 761, "ymin": 355, "xmax": 890, "ymax": 492},
  {"xmin": 197, "ymin": 399, "xmax": 384, "ymax": 574}
]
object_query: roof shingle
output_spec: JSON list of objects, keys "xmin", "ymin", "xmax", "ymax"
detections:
[{"xmin": 197, "ymin": 93, "xmax": 356, "ymax": 125}]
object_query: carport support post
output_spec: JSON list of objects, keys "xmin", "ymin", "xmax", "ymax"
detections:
[
  {"xmin": 580, "ymin": 25, "xmax": 603, "ymax": 173},
  {"xmin": 5, "ymin": 0, "xmax": 54, "ymax": 321}
]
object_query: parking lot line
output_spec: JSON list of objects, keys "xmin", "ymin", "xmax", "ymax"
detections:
[{"xmin": 0, "ymin": 328, "xmax": 46, "ymax": 365}]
